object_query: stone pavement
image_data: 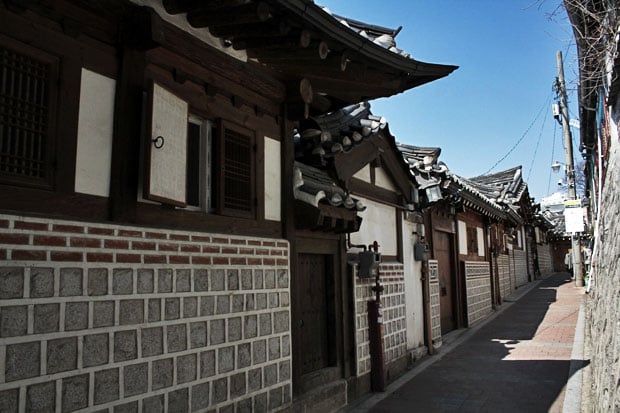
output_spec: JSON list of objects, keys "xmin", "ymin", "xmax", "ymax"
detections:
[{"xmin": 352, "ymin": 272, "xmax": 585, "ymax": 413}]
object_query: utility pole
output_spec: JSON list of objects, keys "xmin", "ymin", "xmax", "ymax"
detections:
[{"xmin": 556, "ymin": 50, "xmax": 584, "ymax": 286}]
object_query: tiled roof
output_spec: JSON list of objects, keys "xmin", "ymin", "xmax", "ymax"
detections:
[
  {"xmin": 327, "ymin": 11, "xmax": 411, "ymax": 58},
  {"xmin": 446, "ymin": 173, "xmax": 507, "ymax": 220},
  {"xmin": 293, "ymin": 161, "xmax": 366, "ymax": 212},
  {"xmin": 296, "ymin": 102, "xmax": 387, "ymax": 164},
  {"xmin": 468, "ymin": 166, "xmax": 528, "ymax": 205}
]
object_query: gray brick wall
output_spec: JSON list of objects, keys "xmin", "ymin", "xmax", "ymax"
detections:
[
  {"xmin": 537, "ymin": 243, "xmax": 554, "ymax": 275},
  {"xmin": 353, "ymin": 263, "xmax": 407, "ymax": 375},
  {"xmin": 512, "ymin": 249, "xmax": 528, "ymax": 288},
  {"xmin": 0, "ymin": 214, "xmax": 291, "ymax": 412},
  {"xmin": 463, "ymin": 261, "xmax": 492, "ymax": 327},
  {"xmin": 427, "ymin": 260, "xmax": 442, "ymax": 348}
]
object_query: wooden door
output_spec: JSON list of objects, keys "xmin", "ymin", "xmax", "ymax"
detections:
[
  {"xmin": 435, "ymin": 230, "xmax": 456, "ymax": 334},
  {"xmin": 297, "ymin": 253, "xmax": 331, "ymax": 374}
]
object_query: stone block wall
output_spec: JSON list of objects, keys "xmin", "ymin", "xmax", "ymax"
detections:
[
  {"xmin": 512, "ymin": 249, "xmax": 528, "ymax": 288},
  {"xmin": 537, "ymin": 244, "xmax": 554, "ymax": 275},
  {"xmin": 496, "ymin": 254, "xmax": 512, "ymax": 302},
  {"xmin": 353, "ymin": 263, "xmax": 407, "ymax": 376},
  {"xmin": 585, "ymin": 136, "xmax": 620, "ymax": 412},
  {"xmin": 462, "ymin": 261, "xmax": 492, "ymax": 327},
  {"xmin": 427, "ymin": 260, "xmax": 441, "ymax": 348},
  {"xmin": 0, "ymin": 214, "xmax": 291, "ymax": 412}
]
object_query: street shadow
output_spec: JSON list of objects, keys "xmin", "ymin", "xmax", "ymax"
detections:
[{"xmin": 369, "ymin": 273, "xmax": 588, "ymax": 413}]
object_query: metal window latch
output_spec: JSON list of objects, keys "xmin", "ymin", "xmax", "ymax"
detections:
[{"xmin": 152, "ymin": 135, "xmax": 165, "ymax": 149}]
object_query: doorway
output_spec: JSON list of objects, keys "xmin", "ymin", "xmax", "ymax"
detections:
[{"xmin": 434, "ymin": 230, "xmax": 457, "ymax": 334}]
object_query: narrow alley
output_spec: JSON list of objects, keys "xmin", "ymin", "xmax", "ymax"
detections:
[{"xmin": 354, "ymin": 273, "xmax": 585, "ymax": 413}]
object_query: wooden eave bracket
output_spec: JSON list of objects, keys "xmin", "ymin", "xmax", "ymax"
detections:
[{"xmin": 122, "ymin": 7, "xmax": 165, "ymax": 50}]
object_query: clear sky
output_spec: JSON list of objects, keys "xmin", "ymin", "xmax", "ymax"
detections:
[{"xmin": 320, "ymin": 0, "xmax": 579, "ymax": 202}]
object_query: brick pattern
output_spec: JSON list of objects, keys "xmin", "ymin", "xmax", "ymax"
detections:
[
  {"xmin": 537, "ymin": 244, "xmax": 554, "ymax": 275},
  {"xmin": 0, "ymin": 214, "xmax": 292, "ymax": 412},
  {"xmin": 463, "ymin": 261, "xmax": 492, "ymax": 327},
  {"xmin": 497, "ymin": 254, "xmax": 512, "ymax": 302},
  {"xmin": 512, "ymin": 249, "xmax": 528, "ymax": 288},
  {"xmin": 353, "ymin": 264, "xmax": 407, "ymax": 375},
  {"xmin": 427, "ymin": 260, "xmax": 442, "ymax": 347}
]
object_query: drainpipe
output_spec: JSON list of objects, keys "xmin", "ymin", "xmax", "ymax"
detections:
[
  {"xmin": 348, "ymin": 236, "xmax": 386, "ymax": 391},
  {"xmin": 366, "ymin": 241, "xmax": 386, "ymax": 392},
  {"xmin": 420, "ymin": 257, "xmax": 433, "ymax": 355}
]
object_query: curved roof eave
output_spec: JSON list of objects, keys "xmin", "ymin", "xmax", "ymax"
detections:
[{"xmin": 273, "ymin": 0, "xmax": 458, "ymax": 82}]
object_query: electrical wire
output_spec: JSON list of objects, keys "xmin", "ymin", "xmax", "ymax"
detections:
[
  {"xmin": 526, "ymin": 96, "xmax": 550, "ymax": 182},
  {"xmin": 547, "ymin": 120, "xmax": 558, "ymax": 195},
  {"xmin": 483, "ymin": 93, "xmax": 553, "ymax": 175}
]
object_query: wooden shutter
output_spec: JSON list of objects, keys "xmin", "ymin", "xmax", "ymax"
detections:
[
  {"xmin": 0, "ymin": 38, "xmax": 58, "ymax": 188},
  {"xmin": 144, "ymin": 82, "xmax": 188, "ymax": 207},
  {"xmin": 218, "ymin": 120, "xmax": 255, "ymax": 218}
]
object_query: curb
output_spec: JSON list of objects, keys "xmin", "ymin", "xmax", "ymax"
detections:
[{"xmin": 562, "ymin": 300, "xmax": 586, "ymax": 412}]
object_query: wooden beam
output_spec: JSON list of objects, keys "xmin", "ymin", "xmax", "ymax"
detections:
[
  {"xmin": 209, "ymin": 21, "xmax": 291, "ymax": 38},
  {"xmin": 232, "ymin": 30, "xmax": 311, "ymax": 51},
  {"xmin": 249, "ymin": 40, "xmax": 330, "ymax": 61},
  {"xmin": 187, "ymin": 2, "xmax": 271, "ymax": 28}
]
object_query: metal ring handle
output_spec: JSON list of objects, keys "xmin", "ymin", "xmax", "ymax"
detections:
[{"xmin": 152, "ymin": 135, "xmax": 165, "ymax": 149}]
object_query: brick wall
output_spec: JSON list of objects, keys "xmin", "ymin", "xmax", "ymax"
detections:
[
  {"xmin": 496, "ymin": 254, "xmax": 512, "ymax": 302},
  {"xmin": 353, "ymin": 263, "xmax": 406, "ymax": 376},
  {"xmin": 537, "ymin": 244, "xmax": 554, "ymax": 275},
  {"xmin": 512, "ymin": 249, "xmax": 528, "ymax": 288},
  {"xmin": 427, "ymin": 260, "xmax": 441, "ymax": 348},
  {"xmin": 0, "ymin": 214, "xmax": 291, "ymax": 412},
  {"xmin": 462, "ymin": 261, "xmax": 492, "ymax": 327}
]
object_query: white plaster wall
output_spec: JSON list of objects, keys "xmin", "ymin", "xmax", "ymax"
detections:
[
  {"xmin": 402, "ymin": 219, "xmax": 425, "ymax": 351},
  {"xmin": 350, "ymin": 197, "xmax": 397, "ymax": 256},
  {"xmin": 264, "ymin": 137, "xmax": 281, "ymax": 221},
  {"xmin": 75, "ymin": 68, "xmax": 115, "ymax": 197},
  {"xmin": 375, "ymin": 167, "xmax": 397, "ymax": 191},
  {"xmin": 477, "ymin": 227, "xmax": 485, "ymax": 257},
  {"xmin": 458, "ymin": 220, "xmax": 468, "ymax": 255},
  {"xmin": 353, "ymin": 165, "xmax": 371, "ymax": 183}
]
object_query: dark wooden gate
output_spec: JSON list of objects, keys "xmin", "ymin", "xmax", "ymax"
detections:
[
  {"xmin": 297, "ymin": 253, "xmax": 331, "ymax": 374},
  {"xmin": 435, "ymin": 230, "xmax": 456, "ymax": 334}
]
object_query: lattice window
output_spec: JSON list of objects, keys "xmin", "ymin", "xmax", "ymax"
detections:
[
  {"xmin": 0, "ymin": 40, "xmax": 56, "ymax": 187},
  {"xmin": 466, "ymin": 226, "xmax": 478, "ymax": 255},
  {"xmin": 218, "ymin": 120, "xmax": 255, "ymax": 218}
]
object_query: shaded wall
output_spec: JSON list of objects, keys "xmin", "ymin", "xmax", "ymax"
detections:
[{"xmin": 0, "ymin": 214, "xmax": 291, "ymax": 412}]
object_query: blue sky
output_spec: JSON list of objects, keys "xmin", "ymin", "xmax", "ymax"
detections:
[{"xmin": 321, "ymin": 0, "xmax": 579, "ymax": 201}]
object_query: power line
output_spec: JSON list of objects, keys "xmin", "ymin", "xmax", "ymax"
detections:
[
  {"xmin": 526, "ymin": 95, "xmax": 550, "ymax": 182},
  {"xmin": 547, "ymin": 120, "xmax": 557, "ymax": 195},
  {"xmin": 483, "ymin": 93, "xmax": 552, "ymax": 175}
]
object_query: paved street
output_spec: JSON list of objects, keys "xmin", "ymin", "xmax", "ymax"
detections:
[{"xmin": 357, "ymin": 272, "xmax": 585, "ymax": 413}]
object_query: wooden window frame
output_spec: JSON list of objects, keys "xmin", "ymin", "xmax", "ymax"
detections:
[
  {"xmin": 216, "ymin": 119, "xmax": 257, "ymax": 219},
  {"xmin": 466, "ymin": 226, "xmax": 479, "ymax": 256},
  {"xmin": 0, "ymin": 34, "xmax": 59, "ymax": 190}
]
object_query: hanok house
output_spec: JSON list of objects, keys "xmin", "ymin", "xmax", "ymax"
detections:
[
  {"xmin": 531, "ymin": 205, "xmax": 556, "ymax": 276},
  {"xmin": 295, "ymin": 102, "xmax": 426, "ymax": 399},
  {"xmin": 467, "ymin": 166, "xmax": 537, "ymax": 299},
  {"xmin": 401, "ymin": 147, "xmax": 509, "ymax": 344},
  {"xmin": 0, "ymin": 1, "xmax": 456, "ymax": 412}
]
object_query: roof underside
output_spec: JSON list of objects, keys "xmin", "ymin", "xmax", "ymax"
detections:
[{"xmin": 160, "ymin": 0, "xmax": 457, "ymax": 111}]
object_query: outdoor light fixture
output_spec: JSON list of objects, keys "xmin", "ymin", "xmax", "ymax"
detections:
[
  {"xmin": 425, "ymin": 185, "xmax": 442, "ymax": 203},
  {"xmin": 551, "ymin": 160, "xmax": 563, "ymax": 173}
]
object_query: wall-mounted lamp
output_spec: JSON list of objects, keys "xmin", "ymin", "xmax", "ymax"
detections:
[{"xmin": 425, "ymin": 185, "xmax": 442, "ymax": 203}]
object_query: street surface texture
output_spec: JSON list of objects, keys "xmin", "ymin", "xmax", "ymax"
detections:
[{"xmin": 367, "ymin": 273, "xmax": 584, "ymax": 413}]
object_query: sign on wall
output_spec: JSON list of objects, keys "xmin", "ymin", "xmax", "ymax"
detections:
[{"xmin": 564, "ymin": 199, "xmax": 585, "ymax": 233}]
